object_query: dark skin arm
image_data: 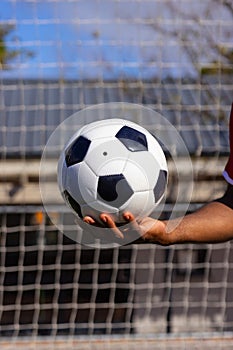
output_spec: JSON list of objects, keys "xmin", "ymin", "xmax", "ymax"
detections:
[{"xmin": 83, "ymin": 185, "xmax": 233, "ymax": 245}]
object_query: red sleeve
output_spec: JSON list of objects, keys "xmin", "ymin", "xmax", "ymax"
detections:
[{"xmin": 223, "ymin": 103, "xmax": 233, "ymax": 185}]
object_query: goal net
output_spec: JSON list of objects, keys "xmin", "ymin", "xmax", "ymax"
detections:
[{"xmin": 0, "ymin": 0, "xmax": 233, "ymax": 345}]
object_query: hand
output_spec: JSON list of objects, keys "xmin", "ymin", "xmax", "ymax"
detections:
[
  {"xmin": 137, "ymin": 216, "xmax": 168, "ymax": 244},
  {"xmin": 83, "ymin": 212, "xmax": 167, "ymax": 244},
  {"xmin": 83, "ymin": 212, "xmax": 136, "ymax": 240}
]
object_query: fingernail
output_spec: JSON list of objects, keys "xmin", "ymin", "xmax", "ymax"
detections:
[{"xmin": 102, "ymin": 216, "xmax": 107, "ymax": 223}]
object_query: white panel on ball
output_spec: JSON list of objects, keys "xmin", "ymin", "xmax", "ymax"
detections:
[
  {"xmin": 85, "ymin": 139, "xmax": 128, "ymax": 176},
  {"xmin": 81, "ymin": 200, "xmax": 119, "ymax": 223},
  {"xmin": 67, "ymin": 162, "xmax": 98, "ymax": 204},
  {"xmin": 126, "ymin": 152, "xmax": 161, "ymax": 190},
  {"xmin": 82, "ymin": 119, "xmax": 125, "ymax": 140}
]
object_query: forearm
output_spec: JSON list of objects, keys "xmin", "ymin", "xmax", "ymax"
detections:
[
  {"xmin": 141, "ymin": 201, "xmax": 233, "ymax": 245},
  {"xmin": 163, "ymin": 201, "xmax": 233, "ymax": 244}
]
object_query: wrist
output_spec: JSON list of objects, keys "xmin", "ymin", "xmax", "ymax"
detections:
[{"xmin": 143, "ymin": 220, "xmax": 174, "ymax": 246}]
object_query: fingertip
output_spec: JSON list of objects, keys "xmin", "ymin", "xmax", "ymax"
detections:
[
  {"xmin": 123, "ymin": 212, "xmax": 134, "ymax": 222},
  {"xmin": 100, "ymin": 214, "xmax": 117, "ymax": 229},
  {"xmin": 115, "ymin": 231, "xmax": 124, "ymax": 240},
  {"xmin": 100, "ymin": 213, "xmax": 108, "ymax": 223},
  {"xmin": 100, "ymin": 214, "xmax": 125, "ymax": 240},
  {"xmin": 83, "ymin": 216, "xmax": 95, "ymax": 225}
]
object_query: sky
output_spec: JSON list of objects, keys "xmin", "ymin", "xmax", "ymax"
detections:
[{"xmin": 1, "ymin": 0, "xmax": 232, "ymax": 80}]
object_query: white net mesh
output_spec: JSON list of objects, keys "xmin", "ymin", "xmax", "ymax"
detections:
[
  {"xmin": 0, "ymin": 0, "xmax": 233, "ymax": 343},
  {"xmin": 1, "ymin": 207, "xmax": 233, "ymax": 338}
]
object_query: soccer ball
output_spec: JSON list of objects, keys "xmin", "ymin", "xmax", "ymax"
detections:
[{"xmin": 57, "ymin": 119, "xmax": 168, "ymax": 224}]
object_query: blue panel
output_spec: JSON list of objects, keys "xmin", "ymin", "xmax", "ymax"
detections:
[
  {"xmin": 115, "ymin": 126, "xmax": 148, "ymax": 151},
  {"xmin": 97, "ymin": 174, "xmax": 133, "ymax": 206},
  {"xmin": 65, "ymin": 136, "xmax": 91, "ymax": 167},
  {"xmin": 63, "ymin": 190, "xmax": 83, "ymax": 218},
  {"xmin": 153, "ymin": 170, "xmax": 167, "ymax": 203}
]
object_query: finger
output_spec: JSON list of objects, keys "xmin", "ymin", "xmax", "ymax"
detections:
[
  {"xmin": 123, "ymin": 212, "xmax": 135, "ymax": 222},
  {"xmin": 123, "ymin": 212, "xmax": 142, "ymax": 233},
  {"xmin": 99, "ymin": 213, "xmax": 114, "ymax": 226},
  {"xmin": 83, "ymin": 216, "xmax": 96, "ymax": 225},
  {"xmin": 100, "ymin": 214, "xmax": 125, "ymax": 239}
]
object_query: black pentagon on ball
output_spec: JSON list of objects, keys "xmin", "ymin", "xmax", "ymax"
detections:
[
  {"xmin": 65, "ymin": 135, "xmax": 91, "ymax": 167},
  {"xmin": 153, "ymin": 170, "xmax": 167, "ymax": 203},
  {"xmin": 97, "ymin": 174, "xmax": 134, "ymax": 207},
  {"xmin": 63, "ymin": 190, "xmax": 83, "ymax": 218},
  {"xmin": 115, "ymin": 125, "xmax": 148, "ymax": 152}
]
